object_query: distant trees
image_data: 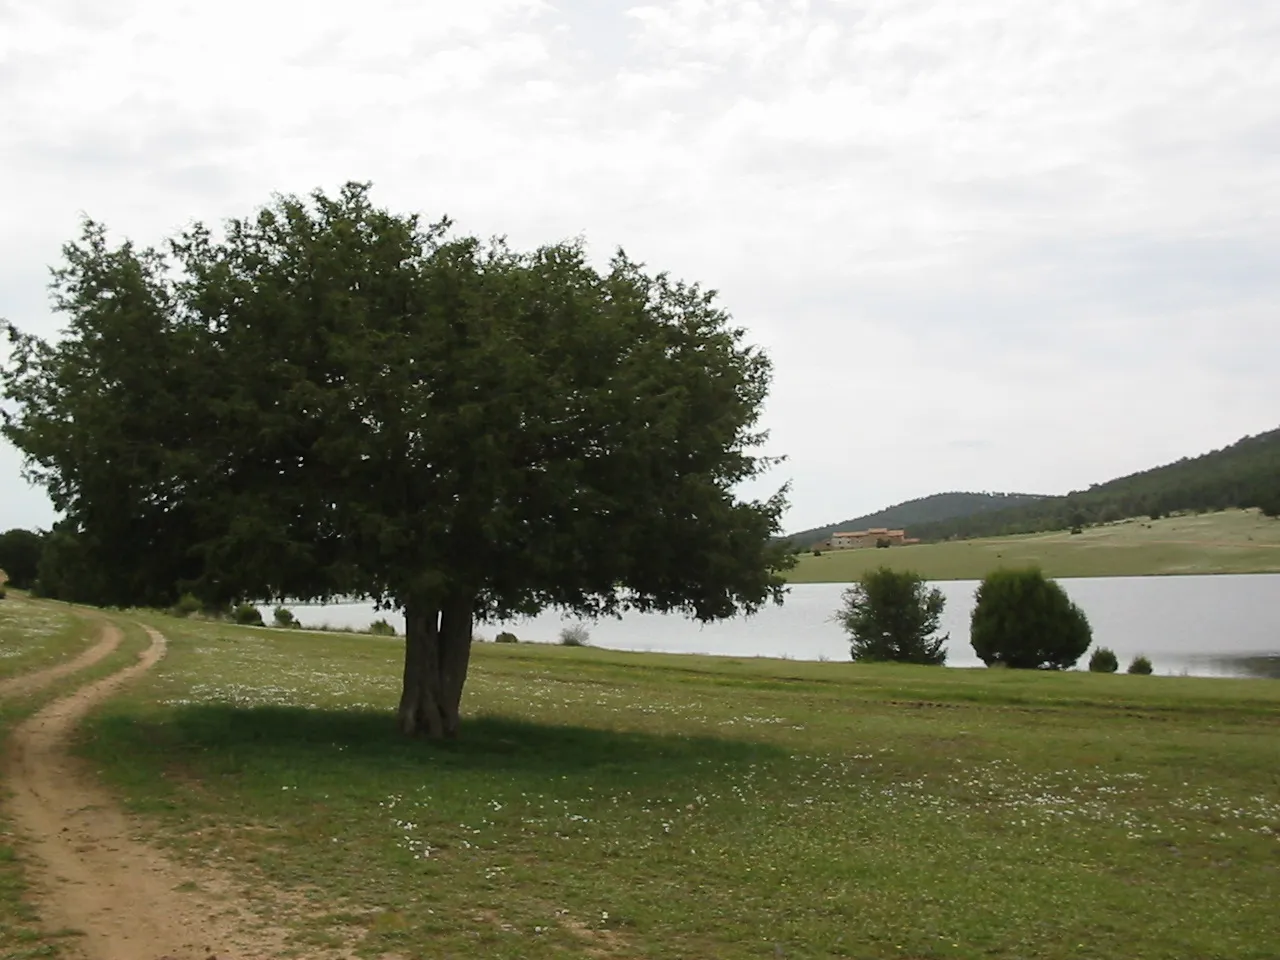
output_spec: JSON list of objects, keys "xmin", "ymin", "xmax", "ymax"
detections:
[
  {"xmin": 904, "ymin": 429, "xmax": 1280, "ymax": 542},
  {"xmin": 970, "ymin": 568, "xmax": 1092, "ymax": 670},
  {"xmin": 0, "ymin": 528, "xmax": 43, "ymax": 589},
  {"xmin": 837, "ymin": 567, "xmax": 948, "ymax": 665}
]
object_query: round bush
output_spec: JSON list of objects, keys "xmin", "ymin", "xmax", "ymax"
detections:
[
  {"xmin": 970, "ymin": 568, "xmax": 1092, "ymax": 670},
  {"xmin": 232, "ymin": 603, "xmax": 263, "ymax": 625},
  {"xmin": 368, "ymin": 618, "xmax": 397, "ymax": 636},
  {"xmin": 1088, "ymin": 646, "xmax": 1119, "ymax": 673},
  {"xmin": 1127, "ymin": 654, "xmax": 1154, "ymax": 675},
  {"xmin": 495, "ymin": 631, "xmax": 519, "ymax": 644}
]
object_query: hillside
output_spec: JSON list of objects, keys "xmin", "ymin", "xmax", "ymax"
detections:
[
  {"xmin": 909, "ymin": 427, "xmax": 1280, "ymax": 542},
  {"xmin": 784, "ymin": 491, "xmax": 1048, "ymax": 548},
  {"xmin": 786, "ymin": 508, "xmax": 1280, "ymax": 582}
]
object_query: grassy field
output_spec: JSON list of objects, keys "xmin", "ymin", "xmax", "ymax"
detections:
[
  {"xmin": 788, "ymin": 508, "xmax": 1280, "ymax": 583},
  {"xmin": 0, "ymin": 594, "xmax": 97, "ymax": 683},
  {"xmin": 0, "ymin": 600, "xmax": 152, "ymax": 960},
  {"xmin": 63, "ymin": 610, "xmax": 1280, "ymax": 959}
]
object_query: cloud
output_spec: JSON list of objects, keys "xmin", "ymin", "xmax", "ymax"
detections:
[{"xmin": 2, "ymin": 0, "xmax": 1278, "ymax": 533}]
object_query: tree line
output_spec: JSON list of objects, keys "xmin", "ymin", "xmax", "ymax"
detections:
[{"xmin": 908, "ymin": 429, "xmax": 1280, "ymax": 542}]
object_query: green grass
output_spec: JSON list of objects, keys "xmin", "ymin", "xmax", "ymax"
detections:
[
  {"xmin": 789, "ymin": 508, "xmax": 1280, "ymax": 582},
  {"xmin": 75, "ymin": 613, "xmax": 1280, "ymax": 959},
  {"xmin": 0, "ymin": 594, "xmax": 96, "ymax": 683},
  {"xmin": 0, "ymin": 607, "xmax": 152, "ymax": 960}
]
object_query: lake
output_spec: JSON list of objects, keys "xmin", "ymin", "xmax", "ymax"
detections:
[{"xmin": 291, "ymin": 574, "xmax": 1280, "ymax": 678}]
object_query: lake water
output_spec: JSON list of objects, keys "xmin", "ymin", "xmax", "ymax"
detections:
[{"xmin": 291, "ymin": 574, "xmax": 1280, "ymax": 678}]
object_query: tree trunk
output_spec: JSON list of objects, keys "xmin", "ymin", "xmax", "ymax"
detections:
[
  {"xmin": 396, "ymin": 592, "xmax": 474, "ymax": 739},
  {"xmin": 438, "ymin": 593, "xmax": 474, "ymax": 738}
]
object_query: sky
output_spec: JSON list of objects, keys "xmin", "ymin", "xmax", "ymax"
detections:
[{"xmin": 2, "ymin": 0, "xmax": 1278, "ymax": 535}]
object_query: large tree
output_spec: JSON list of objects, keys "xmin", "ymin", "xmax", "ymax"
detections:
[{"xmin": 2, "ymin": 183, "xmax": 791, "ymax": 737}]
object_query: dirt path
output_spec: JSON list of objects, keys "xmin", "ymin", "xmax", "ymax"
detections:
[
  {"xmin": 3, "ymin": 624, "xmax": 288, "ymax": 960},
  {"xmin": 0, "ymin": 622, "xmax": 121, "ymax": 701}
]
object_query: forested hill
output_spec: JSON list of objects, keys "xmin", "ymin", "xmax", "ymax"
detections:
[
  {"xmin": 784, "ymin": 492, "xmax": 1049, "ymax": 547},
  {"xmin": 908, "ymin": 427, "xmax": 1280, "ymax": 542}
]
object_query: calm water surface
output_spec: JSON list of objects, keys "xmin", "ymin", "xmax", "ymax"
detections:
[{"xmin": 293, "ymin": 574, "xmax": 1280, "ymax": 678}]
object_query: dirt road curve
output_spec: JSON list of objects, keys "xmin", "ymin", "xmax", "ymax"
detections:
[
  {"xmin": 0, "ymin": 623, "xmax": 121, "ymax": 700},
  {"xmin": 3, "ymin": 625, "xmax": 286, "ymax": 960}
]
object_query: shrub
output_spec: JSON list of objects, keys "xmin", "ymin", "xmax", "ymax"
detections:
[
  {"xmin": 495, "ymin": 631, "xmax": 519, "ymax": 644},
  {"xmin": 273, "ymin": 606, "xmax": 298, "ymax": 628},
  {"xmin": 812, "ymin": 549, "xmax": 822, "ymax": 557},
  {"xmin": 232, "ymin": 603, "xmax": 263, "ymax": 625},
  {"xmin": 875, "ymin": 537, "xmax": 891, "ymax": 549},
  {"xmin": 368, "ymin": 618, "xmax": 397, "ymax": 636},
  {"xmin": 170, "ymin": 592, "xmax": 202, "ymax": 618},
  {"xmin": 0, "ymin": 585, "xmax": 6, "ymax": 600},
  {"xmin": 1088, "ymin": 646, "xmax": 1119, "ymax": 673},
  {"xmin": 970, "ymin": 567, "xmax": 1092, "ymax": 670},
  {"xmin": 559, "ymin": 623, "xmax": 591, "ymax": 647},
  {"xmin": 837, "ymin": 567, "xmax": 948, "ymax": 665},
  {"xmin": 1127, "ymin": 654, "xmax": 1154, "ymax": 675}
]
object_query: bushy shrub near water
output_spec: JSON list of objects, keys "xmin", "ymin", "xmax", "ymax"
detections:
[
  {"xmin": 837, "ymin": 567, "xmax": 948, "ymax": 665},
  {"xmin": 970, "ymin": 567, "xmax": 1092, "ymax": 670},
  {"xmin": 495, "ymin": 631, "xmax": 519, "ymax": 644},
  {"xmin": 232, "ymin": 603, "xmax": 263, "ymax": 625},
  {"xmin": 369, "ymin": 618, "xmax": 397, "ymax": 636},
  {"xmin": 1127, "ymin": 654, "xmax": 1154, "ymax": 675},
  {"xmin": 559, "ymin": 623, "xmax": 591, "ymax": 647},
  {"xmin": 1088, "ymin": 646, "xmax": 1119, "ymax": 673}
]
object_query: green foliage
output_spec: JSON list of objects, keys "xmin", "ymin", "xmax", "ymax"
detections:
[
  {"xmin": 905, "ymin": 428, "xmax": 1280, "ymax": 541},
  {"xmin": 368, "ymin": 618, "xmax": 397, "ymax": 637},
  {"xmin": 232, "ymin": 603, "xmax": 263, "ymax": 626},
  {"xmin": 273, "ymin": 606, "xmax": 298, "ymax": 628},
  {"xmin": 970, "ymin": 568, "xmax": 1092, "ymax": 670},
  {"xmin": 495, "ymin": 631, "xmax": 520, "ymax": 644},
  {"xmin": 837, "ymin": 567, "xmax": 948, "ymax": 665},
  {"xmin": 1128, "ymin": 655, "xmax": 1155, "ymax": 675},
  {"xmin": 1088, "ymin": 646, "xmax": 1119, "ymax": 673},
  {"xmin": 559, "ymin": 623, "xmax": 591, "ymax": 647},
  {"xmin": 171, "ymin": 593, "xmax": 202, "ymax": 618},
  {"xmin": 0, "ymin": 528, "xmax": 43, "ymax": 589},
  {"xmin": 0, "ymin": 183, "xmax": 791, "ymax": 737},
  {"xmin": 784, "ymin": 491, "xmax": 1047, "ymax": 549}
]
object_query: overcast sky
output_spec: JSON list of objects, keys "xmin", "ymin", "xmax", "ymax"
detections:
[{"xmin": 2, "ymin": 0, "xmax": 1278, "ymax": 535}]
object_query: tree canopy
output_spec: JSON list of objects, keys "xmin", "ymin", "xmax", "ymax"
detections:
[{"xmin": 1, "ymin": 183, "xmax": 792, "ymax": 737}]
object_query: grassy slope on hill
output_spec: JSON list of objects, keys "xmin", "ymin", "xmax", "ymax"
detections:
[
  {"xmin": 73, "ymin": 612, "xmax": 1280, "ymax": 960},
  {"xmin": 784, "ymin": 491, "xmax": 1048, "ymax": 548},
  {"xmin": 788, "ymin": 508, "xmax": 1280, "ymax": 583},
  {"xmin": 909, "ymin": 427, "xmax": 1280, "ymax": 542}
]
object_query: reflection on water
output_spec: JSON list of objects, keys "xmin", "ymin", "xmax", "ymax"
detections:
[
  {"xmin": 292, "ymin": 574, "xmax": 1280, "ymax": 679},
  {"xmin": 1208, "ymin": 655, "xmax": 1280, "ymax": 679}
]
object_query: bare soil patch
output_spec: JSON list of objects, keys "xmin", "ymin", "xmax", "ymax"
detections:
[{"xmin": 2, "ymin": 625, "xmax": 294, "ymax": 960}]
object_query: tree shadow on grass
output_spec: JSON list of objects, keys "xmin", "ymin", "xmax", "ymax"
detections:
[{"xmin": 93, "ymin": 704, "xmax": 789, "ymax": 784}]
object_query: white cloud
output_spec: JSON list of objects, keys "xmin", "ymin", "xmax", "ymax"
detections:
[{"xmin": 2, "ymin": 0, "xmax": 1278, "ymax": 533}]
